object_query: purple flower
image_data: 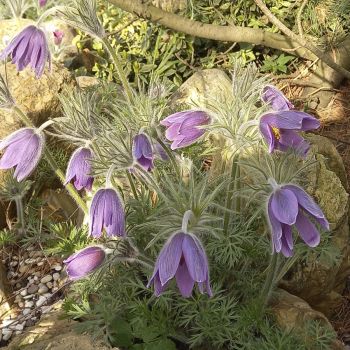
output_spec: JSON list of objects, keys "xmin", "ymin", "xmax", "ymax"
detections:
[
  {"xmin": 132, "ymin": 133, "xmax": 154, "ymax": 171},
  {"xmin": 53, "ymin": 30, "xmax": 64, "ymax": 45},
  {"xmin": 261, "ymin": 85, "xmax": 294, "ymax": 111},
  {"xmin": 39, "ymin": 0, "xmax": 47, "ymax": 6},
  {"xmin": 89, "ymin": 188, "xmax": 126, "ymax": 238},
  {"xmin": 148, "ymin": 232, "xmax": 212, "ymax": 298},
  {"xmin": 154, "ymin": 142, "xmax": 168, "ymax": 161},
  {"xmin": 267, "ymin": 183, "xmax": 329, "ymax": 257},
  {"xmin": 160, "ymin": 110, "xmax": 210, "ymax": 150},
  {"xmin": 259, "ymin": 110, "xmax": 320, "ymax": 155},
  {"xmin": 0, "ymin": 25, "xmax": 51, "ymax": 78},
  {"xmin": 64, "ymin": 246, "xmax": 105, "ymax": 280},
  {"xmin": 65, "ymin": 147, "xmax": 94, "ymax": 191},
  {"xmin": 0, "ymin": 128, "xmax": 44, "ymax": 181}
]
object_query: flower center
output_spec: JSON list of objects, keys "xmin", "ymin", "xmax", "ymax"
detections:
[{"xmin": 271, "ymin": 126, "xmax": 281, "ymax": 140}]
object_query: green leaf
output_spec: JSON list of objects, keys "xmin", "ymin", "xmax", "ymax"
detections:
[
  {"xmin": 109, "ymin": 317, "xmax": 134, "ymax": 347},
  {"xmin": 144, "ymin": 339, "xmax": 177, "ymax": 350}
]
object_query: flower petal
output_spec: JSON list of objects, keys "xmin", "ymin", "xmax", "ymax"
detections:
[
  {"xmin": 158, "ymin": 232, "xmax": 185, "ymax": 286},
  {"xmin": 268, "ymin": 196, "xmax": 282, "ymax": 253},
  {"xmin": 261, "ymin": 85, "xmax": 294, "ymax": 111},
  {"xmin": 270, "ymin": 188, "xmax": 298, "ymax": 225},
  {"xmin": 284, "ymin": 185, "xmax": 329, "ymax": 230},
  {"xmin": 295, "ymin": 211, "xmax": 321, "ymax": 247},
  {"xmin": 175, "ymin": 261, "xmax": 195, "ymax": 298}
]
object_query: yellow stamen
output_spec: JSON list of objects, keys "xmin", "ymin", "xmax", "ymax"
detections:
[{"xmin": 271, "ymin": 126, "xmax": 281, "ymax": 140}]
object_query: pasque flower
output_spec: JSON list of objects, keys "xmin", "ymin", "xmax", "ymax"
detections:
[
  {"xmin": 0, "ymin": 128, "xmax": 44, "ymax": 181},
  {"xmin": 89, "ymin": 188, "xmax": 126, "ymax": 238},
  {"xmin": 132, "ymin": 133, "xmax": 154, "ymax": 171},
  {"xmin": 267, "ymin": 180, "xmax": 329, "ymax": 257},
  {"xmin": 53, "ymin": 30, "xmax": 64, "ymax": 45},
  {"xmin": 0, "ymin": 25, "xmax": 51, "ymax": 78},
  {"xmin": 65, "ymin": 147, "xmax": 94, "ymax": 191},
  {"xmin": 39, "ymin": 0, "xmax": 47, "ymax": 6},
  {"xmin": 261, "ymin": 85, "xmax": 294, "ymax": 111},
  {"xmin": 161, "ymin": 110, "xmax": 210, "ymax": 150},
  {"xmin": 64, "ymin": 246, "xmax": 105, "ymax": 280},
  {"xmin": 148, "ymin": 232, "xmax": 212, "ymax": 297},
  {"xmin": 259, "ymin": 110, "xmax": 320, "ymax": 156}
]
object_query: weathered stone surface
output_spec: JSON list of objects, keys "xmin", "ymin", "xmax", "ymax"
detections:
[
  {"xmin": 152, "ymin": 0, "xmax": 187, "ymax": 12},
  {"xmin": 0, "ymin": 62, "xmax": 74, "ymax": 139},
  {"xmin": 271, "ymin": 289, "xmax": 345, "ymax": 350},
  {"xmin": 4, "ymin": 302, "xmax": 114, "ymax": 350},
  {"xmin": 171, "ymin": 69, "xmax": 233, "ymax": 108},
  {"xmin": 280, "ymin": 135, "xmax": 350, "ymax": 317},
  {"xmin": 0, "ymin": 19, "xmax": 33, "ymax": 52}
]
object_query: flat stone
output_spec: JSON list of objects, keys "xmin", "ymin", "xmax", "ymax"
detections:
[
  {"xmin": 23, "ymin": 308, "xmax": 31, "ymax": 316},
  {"xmin": 27, "ymin": 285, "xmax": 39, "ymax": 294},
  {"xmin": 36, "ymin": 296, "xmax": 47, "ymax": 307},
  {"xmin": 38, "ymin": 284, "xmax": 49, "ymax": 294},
  {"xmin": 24, "ymin": 300, "xmax": 34, "ymax": 308},
  {"xmin": 41, "ymin": 275, "xmax": 52, "ymax": 284}
]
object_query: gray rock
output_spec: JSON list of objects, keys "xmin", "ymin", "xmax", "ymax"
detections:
[
  {"xmin": 20, "ymin": 289, "xmax": 28, "ymax": 297},
  {"xmin": 2, "ymin": 329, "xmax": 12, "ymax": 341},
  {"xmin": 38, "ymin": 284, "xmax": 49, "ymax": 294},
  {"xmin": 41, "ymin": 275, "xmax": 53, "ymax": 284},
  {"xmin": 27, "ymin": 284, "xmax": 39, "ymax": 294},
  {"xmin": 52, "ymin": 273, "xmax": 60, "ymax": 281},
  {"xmin": 24, "ymin": 300, "xmax": 34, "ymax": 308}
]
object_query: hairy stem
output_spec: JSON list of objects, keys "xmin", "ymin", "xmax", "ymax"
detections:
[
  {"xmin": 14, "ymin": 196, "xmax": 25, "ymax": 234},
  {"xmin": 101, "ymin": 37, "xmax": 133, "ymax": 103},
  {"xmin": 12, "ymin": 107, "xmax": 88, "ymax": 214},
  {"xmin": 223, "ymin": 154, "xmax": 239, "ymax": 234},
  {"xmin": 261, "ymin": 253, "xmax": 279, "ymax": 307},
  {"xmin": 126, "ymin": 171, "xmax": 139, "ymax": 200}
]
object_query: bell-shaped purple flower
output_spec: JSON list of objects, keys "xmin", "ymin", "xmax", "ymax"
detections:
[
  {"xmin": 261, "ymin": 85, "xmax": 294, "ymax": 111},
  {"xmin": 39, "ymin": 0, "xmax": 47, "ymax": 6},
  {"xmin": 0, "ymin": 25, "xmax": 51, "ymax": 78},
  {"xmin": 148, "ymin": 232, "xmax": 212, "ymax": 298},
  {"xmin": 89, "ymin": 188, "xmax": 126, "ymax": 238},
  {"xmin": 132, "ymin": 133, "xmax": 154, "ymax": 171},
  {"xmin": 65, "ymin": 147, "xmax": 94, "ymax": 191},
  {"xmin": 0, "ymin": 128, "xmax": 44, "ymax": 181},
  {"xmin": 259, "ymin": 110, "xmax": 320, "ymax": 156},
  {"xmin": 160, "ymin": 110, "xmax": 210, "ymax": 150},
  {"xmin": 267, "ymin": 183, "xmax": 329, "ymax": 257},
  {"xmin": 53, "ymin": 30, "xmax": 64, "ymax": 45},
  {"xmin": 64, "ymin": 246, "xmax": 105, "ymax": 280}
]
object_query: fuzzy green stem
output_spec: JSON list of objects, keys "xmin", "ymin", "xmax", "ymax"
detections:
[
  {"xmin": 14, "ymin": 196, "xmax": 25, "ymax": 234},
  {"xmin": 12, "ymin": 107, "xmax": 88, "ymax": 214},
  {"xmin": 101, "ymin": 37, "xmax": 133, "ymax": 104},
  {"xmin": 126, "ymin": 171, "xmax": 138, "ymax": 200},
  {"xmin": 223, "ymin": 154, "xmax": 239, "ymax": 234},
  {"xmin": 260, "ymin": 253, "xmax": 279, "ymax": 307}
]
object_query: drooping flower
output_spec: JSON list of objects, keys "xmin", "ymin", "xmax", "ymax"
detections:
[
  {"xmin": 89, "ymin": 188, "xmax": 126, "ymax": 238},
  {"xmin": 65, "ymin": 147, "xmax": 94, "ymax": 191},
  {"xmin": 160, "ymin": 110, "xmax": 210, "ymax": 150},
  {"xmin": 53, "ymin": 30, "xmax": 64, "ymax": 45},
  {"xmin": 261, "ymin": 85, "xmax": 294, "ymax": 111},
  {"xmin": 148, "ymin": 232, "xmax": 212, "ymax": 298},
  {"xmin": 154, "ymin": 142, "xmax": 168, "ymax": 161},
  {"xmin": 64, "ymin": 246, "xmax": 105, "ymax": 280},
  {"xmin": 259, "ymin": 110, "xmax": 320, "ymax": 156},
  {"xmin": 0, "ymin": 128, "xmax": 44, "ymax": 181},
  {"xmin": 267, "ymin": 181, "xmax": 329, "ymax": 257},
  {"xmin": 0, "ymin": 25, "xmax": 51, "ymax": 78},
  {"xmin": 38, "ymin": 0, "xmax": 47, "ymax": 7},
  {"xmin": 132, "ymin": 133, "xmax": 154, "ymax": 171}
]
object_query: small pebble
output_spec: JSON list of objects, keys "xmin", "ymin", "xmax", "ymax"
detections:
[
  {"xmin": 20, "ymin": 289, "xmax": 28, "ymax": 297},
  {"xmin": 33, "ymin": 276, "xmax": 39, "ymax": 281},
  {"xmin": 23, "ymin": 294, "xmax": 34, "ymax": 300},
  {"xmin": 19, "ymin": 265, "xmax": 29, "ymax": 274},
  {"xmin": 2, "ymin": 330, "xmax": 13, "ymax": 341},
  {"xmin": 24, "ymin": 300, "xmax": 34, "ymax": 308},
  {"xmin": 23, "ymin": 308, "xmax": 31, "ymax": 316},
  {"xmin": 12, "ymin": 256, "xmax": 18, "ymax": 260},
  {"xmin": 38, "ymin": 284, "xmax": 49, "ymax": 294},
  {"xmin": 41, "ymin": 275, "xmax": 52, "ymax": 284},
  {"xmin": 52, "ymin": 273, "xmax": 60, "ymax": 281},
  {"xmin": 53, "ymin": 265, "xmax": 62, "ymax": 271},
  {"xmin": 18, "ymin": 302, "xmax": 24, "ymax": 308},
  {"xmin": 37, "ymin": 261, "xmax": 44, "ymax": 266},
  {"xmin": 10, "ymin": 261, "xmax": 18, "ymax": 267},
  {"xmin": 28, "ymin": 284, "xmax": 39, "ymax": 294},
  {"xmin": 15, "ymin": 330, "xmax": 22, "ymax": 335},
  {"xmin": 2, "ymin": 319, "xmax": 15, "ymax": 327},
  {"xmin": 15, "ymin": 322, "xmax": 25, "ymax": 331},
  {"xmin": 52, "ymin": 287, "xmax": 58, "ymax": 292},
  {"xmin": 46, "ymin": 281, "xmax": 53, "ymax": 289},
  {"xmin": 41, "ymin": 305, "xmax": 52, "ymax": 314},
  {"xmin": 25, "ymin": 258, "xmax": 35, "ymax": 264},
  {"xmin": 36, "ymin": 296, "xmax": 47, "ymax": 307},
  {"xmin": 15, "ymin": 283, "xmax": 21, "ymax": 289}
]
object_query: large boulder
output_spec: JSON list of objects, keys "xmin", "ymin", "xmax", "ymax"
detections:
[
  {"xmin": 0, "ymin": 61, "xmax": 74, "ymax": 139},
  {"xmin": 280, "ymin": 135, "xmax": 350, "ymax": 317}
]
